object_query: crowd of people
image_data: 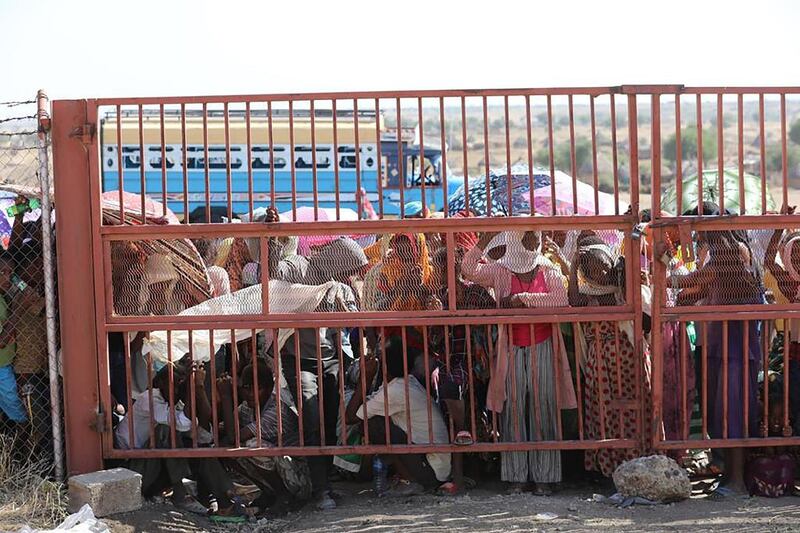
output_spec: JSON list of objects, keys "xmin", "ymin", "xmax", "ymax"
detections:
[
  {"xmin": 0, "ymin": 196, "xmax": 51, "ymax": 458},
  {"xmin": 104, "ymin": 200, "xmax": 800, "ymax": 521}
]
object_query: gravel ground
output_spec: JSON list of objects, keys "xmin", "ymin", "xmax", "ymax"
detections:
[{"xmin": 102, "ymin": 481, "xmax": 800, "ymax": 533}]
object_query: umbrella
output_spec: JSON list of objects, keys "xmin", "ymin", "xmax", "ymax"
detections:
[
  {"xmin": 102, "ymin": 191, "xmax": 212, "ymax": 311},
  {"xmin": 447, "ymin": 165, "xmax": 617, "ymax": 216},
  {"xmin": 661, "ymin": 168, "xmax": 777, "ymax": 215}
]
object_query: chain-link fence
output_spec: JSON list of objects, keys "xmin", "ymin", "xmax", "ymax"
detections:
[{"xmin": 0, "ymin": 96, "xmax": 62, "ymax": 483}]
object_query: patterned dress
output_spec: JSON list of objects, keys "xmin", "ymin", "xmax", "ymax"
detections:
[{"xmin": 582, "ymin": 321, "xmax": 652, "ymax": 476}]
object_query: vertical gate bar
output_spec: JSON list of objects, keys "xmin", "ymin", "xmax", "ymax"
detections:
[
  {"xmin": 444, "ymin": 323, "xmax": 451, "ymax": 374},
  {"xmin": 294, "ymin": 332, "xmax": 305, "ymax": 446},
  {"xmin": 261, "ymin": 237, "xmax": 269, "ymax": 314},
  {"xmin": 251, "ymin": 331, "xmax": 262, "ymax": 447},
  {"xmin": 418, "ymin": 97, "xmax": 426, "ymax": 214},
  {"xmin": 246, "ymin": 101, "xmax": 254, "ymax": 217},
  {"xmin": 652, "ymin": 94, "xmax": 662, "ymax": 218},
  {"xmin": 675, "ymin": 95, "xmax": 682, "ymax": 215},
  {"xmin": 482, "ymin": 96, "xmax": 491, "ymax": 216},
  {"xmin": 781, "ymin": 93, "xmax": 789, "ymax": 208},
  {"xmin": 310, "ymin": 100, "xmax": 318, "ymax": 219},
  {"xmin": 573, "ymin": 322, "xmax": 584, "ymax": 440},
  {"xmin": 446, "ymin": 232, "xmax": 457, "ymax": 312},
  {"xmin": 181, "ymin": 103, "xmax": 189, "ymax": 219},
  {"xmin": 590, "ymin": 96, "xmax": 599, "ymax": 215},
  {"xmin": 612, "ymin": 321, "xmax": 623, "ymax": 429},
  {"xmin": 84, "ymin": 100, "xmax": 115, "ymax": 457},
  {"xmin": 123, "ymin": 332, "xmax": 135, "ymax": 451},
  {"xmin": 525, "ymin": 95, "xmax": 535, "ymax": 214},
  {"xmin": 762, "ymin": 324, "xmax": 769, "ymax": 437},
  {"xmin": 115, "ymin": 104, "xmax": 124, "ymax": 223},
  {"xmin": 231, "ymin": 330, "xmax": 240, "ymax": 448},
  {"xmin": 401, "ymin": 327, "xmax": 412, "ymax": 444},
  {"xmin": 680, "ymin": 321, "xmax": 689, "ymax": 441},
  {"xmin": 487, "ymin": 323, "xmax": 498, "ymax": 442},
  {"xmin": 224, "ymin": 102, "xmax": 232, "ymax": 222},
  {"xmin": 167, "ymin": 331, "xmax": 177, "ymax": 448},
  {"xmin": 593, "ymin": 321, "xmax": 606, "ymax": 440},
  {"xmin": 509, "ymin": 325, "xmax": 520, "ymax": 442},
  {"xmin": 159, "ymin": 104, "xmax": 167, "ymax": 217},
  {"xmin": 784, "ymin": 314, "xmax": 791, "ymax": 436},
  {"xmin": 551, "ymin": 323, "xmax": 563, "ymax": 439},
  {"xmin": 209, "ymin": 330, "xmax": 219, "ymax": 446},
  {"xmin": 465, "ymin": 324, "xmax": 478, "ymax": 443},
  {"xmin": 268, "ymin": 101, "xmax": 276, "ymax": 207},
  {"xmin": 737, "ymin": 94, "xmax": 745, "ymax": 214},
  {"xmin": 568, "ymin": 95, "xmax": 578, "ymax": 215},
  {"xmin": 439, "ymin": 97, "xmax": 448, "ymax": 217},
  {"xmin": 716, "ymin": 94, "xmax": 724, "ymax": 213},
  {"xmin": 147, "ymin": 351, "xmax": 155, "ymax": 448},
  {"xmin": 354, "ymin": 99, "xmax": 363, "ymax": 220},
  {"xmin": 376, "ymin": 98, "xmax": 385, "ymax": 218},
  {"xmin": 336, "ymin": 331, "xmax": 346, "ymax": 451},
  {"xmin": 626, "ymin": 94, "xmax": 645, "ymax": 447},
  {"xmin": 530, "ymin": 324, "xmax": 542, "ymax": 441},
  {"xmin": 396, "ymin": 99, "xmax": 405, "ymax": 218},
  {"xmin": 701, "ymin": 324, "xmax": 708, "ymax": 439},
  {"xmin": 504, "ymin": 95, "xmax": 512, "ymax": 216},
  {"xmin": 274, "ymin": 328, "xmax": 283, "ymax": 448},
  {"xmin": 332, "ymin": 99, "xmax": 340, "ymax": 219},
  {"xmin": 759, "ymin": 95, "xmax": 767, "ymax": 214},
  {"xmin": 315, "ymin": 328, "xmax": 326, "ymax": 447},
  {"xmin": 547, "ymin": 95, "xmax": 556, "ymax": 216},
  {"xmin": 202, "ymin": 103, "xmax": 210, "ymax": 222},
  {"xmin": 102, "ymin": 241, "xmax": 113, "ymax": 321},
  {"xmin": 695, "ymin": 95, "xmax": 704, "ymax": 215},
  {"xmin": 422, "ymin": 326, "xmax": 434, "ymax": 444},
  {"xmin": 742, "ymin": 321, "xmax": 749, "ymax": 438},
  {"xmin": 138, "ymin": 104, "xmax": 146, "ymax": 220},
  {"xmin": 722, "ymin": 320, "xmax": 729, "ymax": 439},
  {"xmin": 357, "ymin": 326, "xmax": 369, "ymax": 445},
  {"xmin": 288, "ymin": 100, "xmax": 297, "ymax": 220},
  {"xmin": 460, "ymin": 96, "xmax": 470, "ymax": 214},
  {"xmin": 188, "ymin": 330, "xmax": 197, "ymax": 448},
  {"xmin": 380, "ymin": 327, "xmax": 391, "ymax": 445},
  {"xmin": 610, "ymin": 93, "xmax": 620, "ymax": 214}
]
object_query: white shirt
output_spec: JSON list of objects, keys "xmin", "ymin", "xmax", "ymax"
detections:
[
  {"xmin": 356, "ymin": 376, "xmax": 452, "ymax": 482},
  {"xmin": 115, "ymin": 389, "xmax": 193, "ymax": 450}
]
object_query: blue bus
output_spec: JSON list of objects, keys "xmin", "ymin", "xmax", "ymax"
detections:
[{"xmin": 100, "ymin": 109, "xmax": 458, "ymax": 219}]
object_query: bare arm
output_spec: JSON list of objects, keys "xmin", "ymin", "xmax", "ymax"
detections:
[{"xmin": 514, "ymin": 267, "xmax": 569, "ymax": 307}]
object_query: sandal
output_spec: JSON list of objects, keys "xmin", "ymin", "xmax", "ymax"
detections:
[
  {"xmin": 454, "ymin": 431, "xmax": 474, "ymax": 446},
  {"xmin": 175, "ymin": 496, "xmax": 208, "ymax": 516},
  {"xmin": 209, "ymin": 497, "xmax": 248, "ymax": 524}
]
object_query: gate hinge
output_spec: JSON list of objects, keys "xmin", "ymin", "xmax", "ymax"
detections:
[
  {"xmin": 69, "ymin": 123, "xmax": 96, "ymax": 145},
  {"xmin": 91, "ymin": 408, "xmax": 107, "ymax": 433}
]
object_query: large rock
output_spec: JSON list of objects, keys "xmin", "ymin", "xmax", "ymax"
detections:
[
  {"xmin": 68, "ymin": 468, "xmax": 143, "ymax": 517},
  {"xmin": 612, "ymin": 455, "xmax": 691, "ymax": 502}
]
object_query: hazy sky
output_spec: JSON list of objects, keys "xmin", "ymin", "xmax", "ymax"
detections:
[{"xmin": 2, "ymin": 0, "xmax": 799, "ymax": 101}]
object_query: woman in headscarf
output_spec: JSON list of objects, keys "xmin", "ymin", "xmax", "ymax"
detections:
[
  {"xmin": 569, "ymin": 231, "xmax": 652, "ymax": 477},
  {"xmin": 462, "ymin": 230, "xmax": 576, "ymax": 495},
  {"xmin": 765, "ymin": 206, "xmax": 800, "ymax": 438},
  {"xmin": 671, "ymin": 204, "xmax": 764, "ymax": 494}
]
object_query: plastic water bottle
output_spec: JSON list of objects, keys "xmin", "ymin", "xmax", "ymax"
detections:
[{"xmin": 373, "ymin": 456, "xmax": 387, "ymax": 496}]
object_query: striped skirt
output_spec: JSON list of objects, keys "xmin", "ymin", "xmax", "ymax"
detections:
[{"xmin": 500, "ymin": 340, "xmax": 561, "ymax": 483}]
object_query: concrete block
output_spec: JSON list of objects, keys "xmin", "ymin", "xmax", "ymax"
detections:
[{"xmin": 68, "ymin": 467, "xmax": 143, "ymax": 517}]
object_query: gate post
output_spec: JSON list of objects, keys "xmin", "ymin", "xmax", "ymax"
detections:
[{"xmin": 52, "ymin": 99, "xmax": 104, "ymax": 475}]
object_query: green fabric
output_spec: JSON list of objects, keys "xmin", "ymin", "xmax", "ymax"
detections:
[
  {"xmin": 0, "ymin": 296, "xmax": 15, "ymax": 368},
  {"xmin": 661, "ymin": 169, "xmax": 777, "ymax": 215}
]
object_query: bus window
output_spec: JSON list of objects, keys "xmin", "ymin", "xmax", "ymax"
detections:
[
  {"xmin": 122, "ymin": 147, "xmax": 140, "ymax": 170},
  {"xmin": 149, "ymin": 156, "xmax": 176, "ymax": 169},
  {"xmin": 406, "ymin": 155, "xmax": 439, "ymax": 187}
]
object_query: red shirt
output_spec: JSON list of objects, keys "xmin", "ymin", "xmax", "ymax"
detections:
[{"xmin": 510, "ymin": 271, "xmax": 553, "ymax": 346}]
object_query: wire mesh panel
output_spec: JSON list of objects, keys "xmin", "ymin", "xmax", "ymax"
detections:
[{"xmin": 0, "ymin": 98, "xmax": 58, "ymax": 474}]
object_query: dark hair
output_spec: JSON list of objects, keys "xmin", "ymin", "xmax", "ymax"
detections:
[
  {"xmin": 384, "ymin": 334, "xmax": 418, "ymax": 380},
  {"xmin": 577, "ymin": 233, "xmax": 626, "ymax": 289},
  {"xmin": 240, "ymin": 359, "xmax": 274, "ymax": 391}
]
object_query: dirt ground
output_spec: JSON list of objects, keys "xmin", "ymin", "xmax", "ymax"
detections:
[{"xmin": 102, "ymin": 481, "xmax": 800, "ymax": 533}]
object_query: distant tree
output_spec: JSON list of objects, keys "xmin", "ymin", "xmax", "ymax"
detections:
[
  {"xmin": 513, "ymin": 137, "xmax": 528, "ymax": 149},
  {"xmin": 790, "ymin": 118, "xmax": 800, "ymax": 145},
  {"xmin": 491, "ymin": 118, "xmax": 507, "ymax": 130},
  {"xmin": 663, "ymin": 127, "xmax": 718, "ymax": 166},
  {"xmin": 534, "ymin": 137, "xmax": 591, "ymax": 173}
]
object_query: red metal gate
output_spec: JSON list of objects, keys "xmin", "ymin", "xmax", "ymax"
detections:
[{"xmin": 51, "ymin": 86, "xmax": 800, "ymax": 476}]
